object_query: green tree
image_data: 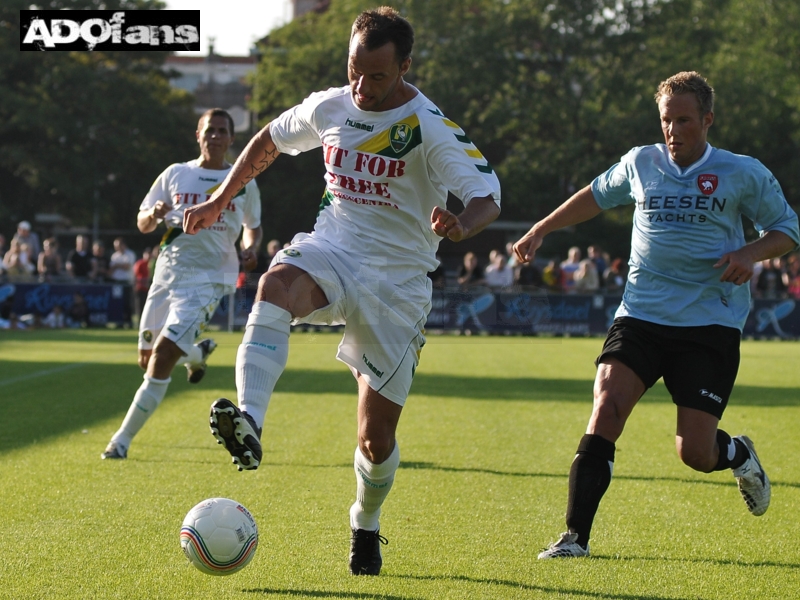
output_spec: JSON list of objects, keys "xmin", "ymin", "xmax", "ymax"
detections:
[{"xmin": 1, "ymin": 0, "xmax": 197, "ymax": 239}]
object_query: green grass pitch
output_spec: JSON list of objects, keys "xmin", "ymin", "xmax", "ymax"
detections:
[{"xmin": 1, "ymin": 329, "xmax": 798, "ymax": 599}]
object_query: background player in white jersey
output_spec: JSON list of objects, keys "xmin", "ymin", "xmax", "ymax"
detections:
[
  {"xmin": 101, "ymin": 108, "xmax": 262, "ymax": 461},
  {"xmin": 514, "ymin": 71, "xmax": 799, "ymax": 559},
  {"xmin": 182, "ymin": 8, "xmax": 501, "ymax": 576}
]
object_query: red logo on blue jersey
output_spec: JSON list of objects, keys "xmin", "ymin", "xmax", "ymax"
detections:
[{"xmin": 697, "ymin": 174, "xmax": 718, "ymax": 195}]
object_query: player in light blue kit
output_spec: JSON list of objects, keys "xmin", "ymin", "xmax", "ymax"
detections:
[{"xmin": 513, "ymin": 71, "xmax": 799, "ymax": 559}]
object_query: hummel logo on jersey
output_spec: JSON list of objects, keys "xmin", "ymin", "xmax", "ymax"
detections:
[
  {"xmin": 345, "ymin": 118, "xmax": 374, "ymax": 132},
  {"xmin": 697, "ymin": 174, "xmax": 718, "ymax": 195},
  {"xmin": 199, "ymin": 177, "xmax": 218, "ymax": 182},
  {"xmin": 699, "ymin": 389, "xmax": 723, "ymax": 403}
]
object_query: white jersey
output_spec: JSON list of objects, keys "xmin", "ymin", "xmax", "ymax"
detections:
[
  {"xmin": 269, "ymin": 85, "xmax": 501, "ymax": 273},
  {"xmin": 140, "ymin": 159, "xmax": 261, "ymax": 288}
]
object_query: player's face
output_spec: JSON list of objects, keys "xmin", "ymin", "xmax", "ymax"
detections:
[
  {"xmin": 659, "ymin": 93, "xmax": 714, "ymax": 167},
  {"xmin": 196, "ymin": 115, "xmax": 233, "ymax": 163},
  {"xmin": 348, "ymin": 34, "xmax": 411, "ymax": 111}
]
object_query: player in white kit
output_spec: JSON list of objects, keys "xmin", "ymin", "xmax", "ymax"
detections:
[
  {"xmin": 101, "ymin": 108, "xmax": 262, "ymax": 461},
  {"xmin": 514, "ymin": 72, "xmax": 799, "ymax": 559},
  {"xmin": 183, "ymin": 8, "xmax": 501, "ymax": 575}
]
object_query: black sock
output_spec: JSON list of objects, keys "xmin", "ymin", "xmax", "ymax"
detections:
[
  {"xmin": 712, "ymin": 429, "xmax": 750, "ymax": 471},
  {"xmin": 566, "ymin": 434, "xmax": 616, "ymax": 548}
]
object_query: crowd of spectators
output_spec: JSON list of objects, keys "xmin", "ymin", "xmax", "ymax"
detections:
[
  {"xmin": 445, "ymin": 243, "xmax": 800, "ymax": 300},
  {"xmin": 0, "ymin": 220, "xmax": 159, "ymax": 330},
  {"xmin": 5, "ymin": 220, "xmax": 800, "ymax": 331}
]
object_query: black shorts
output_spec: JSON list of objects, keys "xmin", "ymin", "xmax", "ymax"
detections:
[{"xmin": 596, "ymin": 317, "xmax": 741, "ymax": 419}]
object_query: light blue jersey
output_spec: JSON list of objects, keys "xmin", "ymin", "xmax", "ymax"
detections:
[{"xmin": 592, "ymin": 143, "xmax": 799, "ymax": 330}]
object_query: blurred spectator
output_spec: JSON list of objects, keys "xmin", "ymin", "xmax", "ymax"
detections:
[
  {"xmin": 573, "ymin": 258, "xmax": 600, "ymax": 293},
  {"xmin": 603, "ymin": 258, "xmax": 628, "ymax": 294},
  {"xmin": 587, "ymin": 245, "xmax": 608, "ymax": 288},
  {"xmin": 0, "ymin": 234, "xmax": 6, "ymax": 271},
  {"xmin": 516, "ymin": 259, "xmax": 543, "ymax": 288},
  {"xmin": 90, "ymin": 240, "xmax": 110, "ymax": 282},
  {"xmin": 257, "ymin": 238, "xmax": 282, "ymax": 273},
  {"xmin": 484, "ymin": 251, "xmax": 514, "ymax": 290},
  {"xmin": 133, "ymin": 248, "xmax": 152, "ymax": 323},
  {"xmin": 784, "ymin": 253, "xmax": 800, "ymax": 299},
  {"xmin": 37, "ymin": 237, "xmax": 63, "ymax": 282},
  {"xmin": 67, "ymin": 292, "xmax": 90, "ymax": 328},
  {"xmin": 754, "ymin": 257, "xmax": 786, "ymax": 299},
  {"xmin": 457, "ymin": 251, "xmax": 483, "ymax": 287},
  {"xmin": 66, "ymin": 234, "xmax": 92, "ymax": 280},
  {"xmin": 109, "ymin": 237, "xmax": 136, "ymax": 284},
  {"xmin": 42, "ymin": 305, "xmax": 66, "ymax": 329},
  {"xmin": 0, "ymin": 312, "xmax": 25, "ymax": 330},
  {"xmin": 505, "ymin": 241, "xmax": 519, "ymax": 269},
  {"xmin": 3, "ymin": 239, "xmax": 36, "ymax": 277},
  {"xmin": 11, "ymin": 220, "xmax": 41, "ymax": 262},
  {"xmin": 542, "ymin": 259, "xmax": 562, "ymax": 292},
  {"xmin": 560, "ymin": 246, "xmax": 582, "ymax": 293}
]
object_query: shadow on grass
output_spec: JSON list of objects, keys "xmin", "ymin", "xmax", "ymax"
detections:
[
  {"xmin": 588, "ymin": 554, "xmax": 800, "ymax": 570},
  {"xmin": 243, "ymin": 589, "xmax": 419, "ymax": 600},
  {"xmin": 1, "ymin": 359, "xmax": 798, "ymax": 456},
  {"xmin": 390, "ymin": 574, "xmax": 700, "ymax": 600},
  {"xmin": 397, "ymin": 461, "xmax": 800, "ymax": 490}
]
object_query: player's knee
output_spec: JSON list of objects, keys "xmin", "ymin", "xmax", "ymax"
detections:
[
  {"xmin": 358, "ymin": 435, "xmax": 394, "ymax": 465},
  {"xmin": 590, "ymin": 392, "xmax": 628, "ymax": 433}
]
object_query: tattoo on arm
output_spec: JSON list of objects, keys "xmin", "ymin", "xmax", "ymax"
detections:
[{"xmin": 243, "ymin": 147, "xmax": 280, "ymax": 184}]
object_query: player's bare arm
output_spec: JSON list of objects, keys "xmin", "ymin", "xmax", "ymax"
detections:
[
  {"xmin": 431, "ymin": 195, "xmax": 499, "ymax": 242},
  {"xmin": 513, "ymin": 185, "xmax": 602, "ymax": 264},
  {"xmin": 137, "ymin": 200, "xmax": 171, "ymax": 234},
  {"xmin": 239, "ymin": 225, "xmax": 264, "ymax": 273},
  {"xmin": 184, "ymin": 126, "xmax": 280, "ymax": 235},
  {"xmin": 714, "ymin": 230, "xmax": 797, "ymax": 285}
]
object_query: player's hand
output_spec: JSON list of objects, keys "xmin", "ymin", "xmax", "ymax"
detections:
[
  {"xmin": 431, "ymin": 207, "xmax": 467, "ymax": 242},
  {"xmin": 512, "ymin": 229, "xmax": 544, "ymax": 265},
  {"xmin": 152, "ymin": 201, "xmax": 170, "ymax": 220},
  {"xmin": 714, "ymin": 249, "xmax": 755, "ymax": 285},
  {"xmin": 240, "ymin": 248, "xmax": 258, "ymax": 272},
  {"xmin": 183, "ymin": 201, "xmax": 223, "ymax": 235}
]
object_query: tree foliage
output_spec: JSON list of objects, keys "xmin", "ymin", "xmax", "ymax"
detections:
[
  {"xmin": 249, "ymin": 0, "xmax": 800, "ymax": 260},
  {"xmin": 1, "ymin": 0, "xmax": 197, "ymax": 234}
]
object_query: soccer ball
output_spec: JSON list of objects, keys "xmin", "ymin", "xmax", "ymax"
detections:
[{"xmin": 180, "ymin": 498, "xmax": 259, "ymax": 575}]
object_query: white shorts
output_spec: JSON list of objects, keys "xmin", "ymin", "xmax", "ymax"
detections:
[
  {"xmin": 139, "ymin": 281, "xmax": 227, "ymax": 354},
  {"xmin": 272, "ymin": 233, "xmax": 431, "ymax": 406}
]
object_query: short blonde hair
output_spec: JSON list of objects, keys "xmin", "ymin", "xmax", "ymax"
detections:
[{"xmin": 655, "ymin": 71, "xmax": 715, "ymax": 115}]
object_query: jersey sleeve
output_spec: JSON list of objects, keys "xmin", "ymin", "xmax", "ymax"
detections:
[
  {"xmin": 591, "ymin": 151, "xmax": 635, "ymax": 209},
  {"xmin": 241, "ymin": 180, "xmax": 262, "ymax": 230},
  {"xmin": 269, "ymin": 89, "xmax": 337, "ymax": 156},
  {"xmin": 738, "ymin": 160, "xmax": 800, "ymax": 246},
  {"xmin": 422, "ymin": 110, "xmax": 501, "ymax": 207},
  {"xmin": 139, "ymin": 164, "xmax": 176, "ymax": 211}
]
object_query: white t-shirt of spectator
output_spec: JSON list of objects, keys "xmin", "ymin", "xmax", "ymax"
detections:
[{"xmin": 109, "ymin": 248, "xmax": 137, "ymax": 283}]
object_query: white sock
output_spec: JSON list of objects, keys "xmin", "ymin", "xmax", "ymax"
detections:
[
  {"xmin": 183, "ymin": 343, "xmax": 203, "ymax": 366},
  {"xmin": 111, "ymin": 375, "xmax": 170, "ymax": 450},
  {"xmin": 349, "ymin": 443, "xmax": 400, "ymax": 531},
  {"xmin": 236, "ymin": 301, "xmax": 291, "ymax": 427}
]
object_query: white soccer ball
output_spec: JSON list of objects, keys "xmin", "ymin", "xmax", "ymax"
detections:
[{"xmin": 180, "ymin": 497, "xmax": 259, "ymax": 575}]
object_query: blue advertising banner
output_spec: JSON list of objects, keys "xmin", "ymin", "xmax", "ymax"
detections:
[{"xmin": 3, "ymin": 282, "xmax": 128, "ymax": 327}]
